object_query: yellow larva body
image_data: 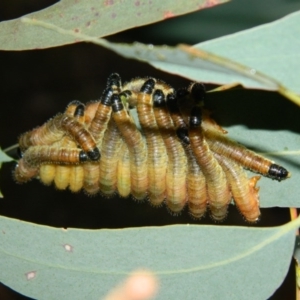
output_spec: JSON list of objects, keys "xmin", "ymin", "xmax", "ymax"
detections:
[
  {"xmin": 111, "ymin": 95, "xmax": 148, "ymax": 201},
  {"xmin": 14, "ymin": 74, "xmax": 290, "ymax": 222},
  {"xmin": 117, "ymin": 143, "xmax": 131, "ymax": 198},
  {"xmin": 136, "ymin": 85, "xmax": 167, "ymax": 206}
]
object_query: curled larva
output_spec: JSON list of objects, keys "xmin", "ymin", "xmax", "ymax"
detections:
[
  {"xmin": 98, "ymin": 119, "xmax": 123, "ymax": 196},
  {"xmin": 136, "ymin": 78, "xmax": 167, "ymax": 206},
  {"xmin": 153, "ymin": 89, "xmax": 187, "ymax": 213},
  {"xmin": 189, "ymin": 106, "xmax": 231, "ymax": 221},
  {"xmin": 214, "ymin": 152, "xmax": 261, "ymax": 222},
  {"xmin": 111, "ymin": 94, "xmax": 148, "ymax": 201}
]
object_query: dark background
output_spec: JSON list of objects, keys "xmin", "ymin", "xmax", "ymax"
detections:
[{"xmin": 0, "ymin": 0, "xmax": 300, "ymax": 299}]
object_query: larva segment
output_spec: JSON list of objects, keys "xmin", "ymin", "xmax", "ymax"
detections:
[
  {"xmin": 205, "ymin": 130, "xmax": 290, "ymax": 181},
  {"xmin": 39, "ymin": 164, "xmax": 56, "ymax": 186},
  {"xmin": 98, "ymin": 119, "xmax": 123, "ymax": 196},
  {"xmin": 88, "ymin": 87, "xmax": 113, "ymax": 147},
  {"xmin": 176, "ymin": 127, "xmax": 207, "ymax": 219},
  {"xmin": 167, "ymin": 93, "xmax": 207, "ymax": 218},
  {"xmin": 61, "ymin": 115, "xmax": 100, "ymax": 162},
  {"xmin": 83, "ymin": 162, "xmax": 101, "ymax": 195},
  {"xmin": 214, "ymin": 152, "xmax": 261, "ymax": 222},
  {"xmin": 22, "ymin": 145, "xmax": 87, "ymax": 166},
  {"xmin": 117, "ymin": 142, "xmax": 131, "ymax": 198},
  {"xmin": 13, "ymin": 159, "xmax": 39, "ymax": 183},
  {"xmin": 69, "ymin": 164, "xmax": 84, "ymax": 193},
  {"xmin": 18, "ymin": 114, "xmax": 65, "ymax": 152},
  {"xmin": 111, "ymin": 94, "xmax": 148, "ymax": 201},
  {"xmin": 153, "ymin": 90, "xmax": 187, "ymax": 213},
  {"xmin": 189, "ymin": 106, "xmax": 231, "ymax": 221},
  {"xmin": 53, "ymin": 138, "xmax": 74, "ymax": 190},
  {"xmin": 136, "ymin": 79, "xmax": 167, "ymax": 206}
]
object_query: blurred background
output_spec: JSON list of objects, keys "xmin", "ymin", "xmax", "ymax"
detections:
[{"xmin": 0, "ymin": 0, "xmax": 300, "ymax": 299}]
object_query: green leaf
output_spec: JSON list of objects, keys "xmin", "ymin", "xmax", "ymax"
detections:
[
  {"xmin": 0, "ymin": 147, "xmax": 15, "ymax": 198},
  {"xmin": 0, "ymin": 148, "xmax": 14, "ymax": 164},
  {"xmin": 0, "ymin": 0, "xmax": 228, "ymax": 50},
  {"xmin": 0, "ymin": 215, "xmax": 298, "ymax": 300},
  {"xmin": 15, "ymin": 10, "xmax": 300, "ymax": 106}
]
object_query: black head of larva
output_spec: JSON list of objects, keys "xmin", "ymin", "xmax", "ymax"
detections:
[
  {"xmin": 176, "ymin": 87, "xmax": 189, "ymax": 99},
  {"xmin": 101, "ymin": 87, "xmax": 113, "ymax": 106},
  {"xmin": 87, "ymin": 147, "xmax": 101, "ymax": 161},
  {"xmin": 166, "ymin": 93, "xmax": 179, "ymax": 113},
  {"xmin": 74, "ymin": 104, "xmax": 85, "ymax": 117},
  {"xmin": 79, "ymin": 150, "xmax": 88, "ymax": 162},
  {"xmin": 106, "ymin": 73, "xmax": 121, "ymax": 88},
  {"xmin": 140, "ymin": 78, "xmax": 155, "ymax": 94},
  {"xmin": 176, "ymin": 127, "xmax": 190, "ymax": 145},
  {"xmin": 268, "ymin": 164, "xmax": 290, "ymax": 181},
  {"xmin": 111, "ymin": 94, "xmax": 123, "ymax": 112},
  {"xmin": 189, "ymin": 106, "xmax": 202, "ymax": 127},
  {"xmin": 153, "ymin": 90, "xmax": 166, "ymax": 107},
  {"xmin": 190, "ymin": 83, "xmax": 206, "ymax": 104}
]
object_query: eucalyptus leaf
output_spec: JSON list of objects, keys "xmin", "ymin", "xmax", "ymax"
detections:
[
  {"xmin": 0, "ymin": 148, "xmax": 14, "ymax": 198},
  {"xmin": 195, "ymin": 10, "xmax": 300, "ymax": 96},
  {"xmin": 0, "ymin": 148, "xmax": 14, "ymax": 164},
  {"xmin": 0, "ymin": 0, "xmax": 228, "ymax": 50},
  {"xmin": 0, "ymin": 215, "xmax": 298, "ymax": 300},
  {"xmin": 16, "ymin": 12, "xmax": 300, "ymax": 106}
]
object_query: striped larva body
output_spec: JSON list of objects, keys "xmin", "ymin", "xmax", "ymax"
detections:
[
  {"xmin": 98, "ymin": 119, "xmax": 123, "ymax": 196},
  {"xmin": 136, "ymin": 79, "xmax": 168, "ymax": 206},
  {"xmin": 111, "ymin": 94, "xmax": 148, "ymax": 201},
  {"xmin": 14, "ymin": 73, "xmax": 290, "ymax": 222},
  {"xmin": 153, "ymin": 89, "xmax": 187, "ymax": 213},
  {"xmin": 189, "ymin": 106, "xmax": 231, "ymax": 221},
  {"xmin": 214, "ymin": 152, "xmax": 261, "ymax": 222}
]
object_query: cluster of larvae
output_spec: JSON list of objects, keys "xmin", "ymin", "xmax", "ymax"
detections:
[{"xmin": 14, "ymin": 74, "xmax": 290, "ymax": 222}]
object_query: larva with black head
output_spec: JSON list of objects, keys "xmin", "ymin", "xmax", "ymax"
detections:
[
  {"xmin": 205, "ymin": 130, "xmax": 290, "ymax": 181},
  {"xmin": 189, "ymin": 106, "xmax": 231, "ymax": 221},
  {"xmin": 153, "ymin": 89, "xmax": 187, "ymax": 213},
  {"xmin": 187, "ymin": 82, "xmax": 290, "ymax": 182},
  {"xmin": 98, "ymin": 118, "xmax": 123, "ymax": 196},
  {"xmin": 111, "ymin": 93, "xmax": 148, "ymax": 201},
  {"xmin": 213, "ymin": 152, "xmax": 261, "ymax": 223},
  {"xmin": 169, "ymin": 92, "xmax": 207, "ymax": 219},
  {"xmin": 136, "ymin": 78, "xmax": 167, "ymax": 206}
]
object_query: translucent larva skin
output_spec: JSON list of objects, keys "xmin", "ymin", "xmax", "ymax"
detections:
[
  {"xmin": 153, "ymin": 90, "xmax": 187, "ymax": 213},
  {"xmin": 136, "ymin": 79, "xmax": 167, "ymax": 206},
  {"xmin": 189, "ymin": 106, "xmax": 231, "ymax": 221},
  {"xmin": 111, "ymin": 94, "xmax": 148, "ymax": 201},
  {"xmin": 82, "ymin": 162, "xmax": 100, "ymax": 195},
  {"xmin": 53, "ymin": 139, "xmax": 73, "ymax": 190},
  {"xmin": 39, "ymin": 164, "xmax": 56, "ymax": 186},
  {"xmin": 117, "ymin": 142, "xmax": 131, "ymax": 198},
  {"xmin": 98, "ymin": 119, "xmax": 123, "ymax": 196},
  {"xmin": 68, "ymin": 165, "xmax": 84, "ymax": 193},
  {"xmin": 214, "ymin": 152, "xmax": 261, "ymax": 222}
]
